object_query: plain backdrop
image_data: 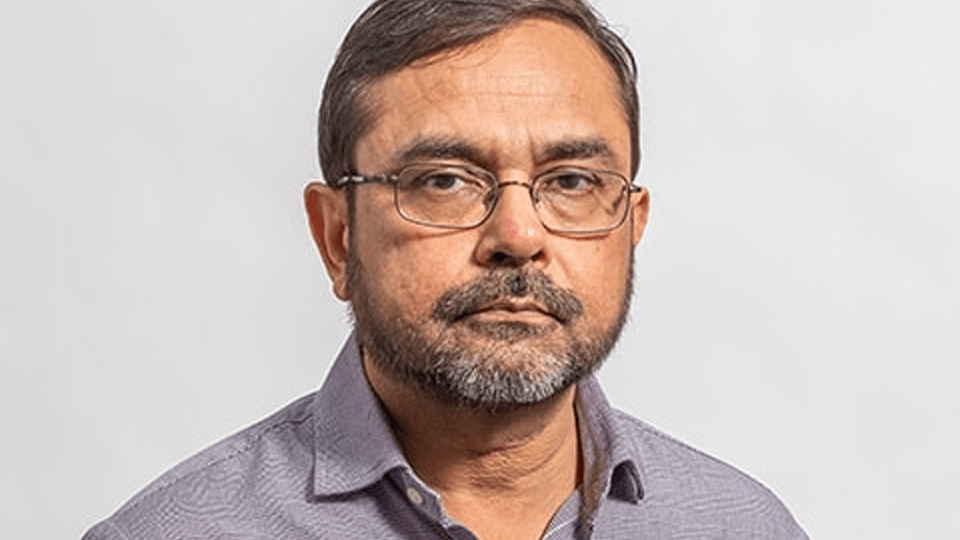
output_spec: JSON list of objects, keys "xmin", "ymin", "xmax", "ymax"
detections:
[{"xmin": 2, "ymin": 0, "xmax": 958, "ymax": 538}]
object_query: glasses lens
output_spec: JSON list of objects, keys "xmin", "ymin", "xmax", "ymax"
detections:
[
  {"xmin": 534, "ymin": 169, "xmax": 629, "ymax": 232},
  {"xmin": 395, "ymin": 165, "xmax": 493, "ymax": 228},
  {"xmin": 392, "ymin": 164, "xmax": 630, "ymax": 232}
]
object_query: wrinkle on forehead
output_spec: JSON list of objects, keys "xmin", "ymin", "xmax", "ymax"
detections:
[{"xmin": 412, "ymin": 23, "xmax": 606, "ymax": 100}]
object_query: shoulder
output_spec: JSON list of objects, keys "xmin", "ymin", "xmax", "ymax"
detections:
[
  {"xmin": 604, "ymin": 409, "xmax": 808, "ymax": 539},
  {"xmin": 83, "ymin": 393, "xmax": 318, "ymax": 540},
  {"xmin": 611, "ymin": 408, "xmax": 777, "ymax": 497}
]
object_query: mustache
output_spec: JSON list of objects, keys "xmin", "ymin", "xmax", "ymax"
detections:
[{"xmin": 431, "ymin": 270, "xmax": 583, "ymax": 324}]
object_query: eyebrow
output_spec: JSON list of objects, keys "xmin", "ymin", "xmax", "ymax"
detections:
[
  {"xmin": 394, "ymin": 136, "xmax": 487, "ymax": 169},
  {"xmin": 390, "ymin": 135, "xmax": 618, "ymax": 170},
  {"xmin": 538, "ymin": 137, "xmax": 616, "ymax": 165}
]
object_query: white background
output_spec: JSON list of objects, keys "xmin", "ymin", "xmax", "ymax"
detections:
[{"xmin": 2, "ymin": 0, "xmax": 958, "ymax": 538}]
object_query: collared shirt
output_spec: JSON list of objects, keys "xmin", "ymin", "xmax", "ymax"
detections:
[{"xmin": 83, "ymin": 334, "xmax": 809, "ymax": 539}]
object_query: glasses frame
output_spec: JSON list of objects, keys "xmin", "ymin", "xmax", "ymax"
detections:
[{"xmin": 335, "ymin": 162, "xmax": 643, "ymax": 235}]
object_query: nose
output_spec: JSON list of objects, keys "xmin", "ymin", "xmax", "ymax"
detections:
[{"xmin": 473, "ymin": 182, "xmax": 547, "ymax": 267}]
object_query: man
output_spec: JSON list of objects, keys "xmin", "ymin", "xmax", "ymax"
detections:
[{"xmin": 84, "ymin": 0, "xmax": 809, "ymax": 538}]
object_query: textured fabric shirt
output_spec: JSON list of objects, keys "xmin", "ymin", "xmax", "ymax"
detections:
[{"xmin": 83, "ymin": 334, "xmax": 809, "ymax": 539}]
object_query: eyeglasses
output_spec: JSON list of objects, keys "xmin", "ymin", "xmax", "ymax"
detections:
[{"xmin": 335, "ymin": 162, "xmax": 641, "ymax": 234}]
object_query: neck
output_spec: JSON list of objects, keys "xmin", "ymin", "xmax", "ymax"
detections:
[{"xmin": 363, "ymin": 354, "xmax": 582, "ymax": 540}]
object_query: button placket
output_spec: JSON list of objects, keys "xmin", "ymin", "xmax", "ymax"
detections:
[
  {"xmin": 394, "ymin": 470, "xmax": 470, "ymax": 539},
  {"xmin": 406, "ymin": 485, "xmax": 425, "ymax": 506}
]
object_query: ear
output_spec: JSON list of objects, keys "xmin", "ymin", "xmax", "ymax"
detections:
[
  {"xmin": 304, "ymin": 182, "xmax": 351, "ymax": 301},
  {"xmin": 630, "ymin": 186, "xmax": 650, "ymax": 246}
]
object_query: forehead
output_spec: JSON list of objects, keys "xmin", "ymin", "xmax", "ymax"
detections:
[{"xmin": 355, "ymin": 18, "xmax": 629, "ymax": 173}]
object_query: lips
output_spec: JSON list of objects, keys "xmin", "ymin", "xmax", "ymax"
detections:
[{"xmin": 470, "ymin": 299, "xmax": 559, "ymax": 321}]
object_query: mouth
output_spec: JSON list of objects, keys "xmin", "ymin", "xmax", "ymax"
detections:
[
  {"xmin": 431, "ymin": 270, "xmax": 583, "ymax": 326},
  {"xmin": 465, "ymin": 300, "xmax": 564, "ymax": 324}
]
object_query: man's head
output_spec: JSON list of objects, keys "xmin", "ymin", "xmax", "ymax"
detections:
[
  {"xmin": 317, "ymin": 0, "xmax": 641, "ymax": 187},
  {"xmin": 306, "ymin": 0, "xmax": 649, "ymax": 412}
]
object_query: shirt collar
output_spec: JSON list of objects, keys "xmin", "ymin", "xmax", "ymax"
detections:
[
  {"xmin": 576, "ymin": 374, "xmax": 644, "ymax": 519},
  {"xmin": 311, "ymin": 333, "xmax": 645, "ymax": 507},
  {"xmin": 311, "ymin": 333, "xmax": 408, "ymax": 496}
]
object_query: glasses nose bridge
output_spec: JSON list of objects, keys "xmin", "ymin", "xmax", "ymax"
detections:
[
  {"xmin": 480, "ymin": 178, "xmax": 548, "ymax": 236},
  {"xmin": 484, "ymin": 178, "xmax": 545, "ymax": 225},
  {"xmin": 490, "ymin": 179, "xmax": 539, "ymax": 208}
]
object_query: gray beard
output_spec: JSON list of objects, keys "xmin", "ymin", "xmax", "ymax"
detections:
[{"xmin": 348, "ymin": 258, "xmax": 632, "ymax": 413}]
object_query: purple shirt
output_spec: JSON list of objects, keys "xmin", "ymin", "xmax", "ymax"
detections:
[{"xmin": 83, "ymin": 334, "xmax": 809, "ymax": 539}]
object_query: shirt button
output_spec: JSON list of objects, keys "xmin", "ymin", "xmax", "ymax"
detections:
[{"xmin": 406, "ymin": 486, "xmax": 425, "ymax": 506}]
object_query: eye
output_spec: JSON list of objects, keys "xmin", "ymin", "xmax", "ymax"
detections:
[
  {"xmin": 418, "ymin": 171, "xmax": 466, "ymax": 191},
  {"xmin": 399, "ymin": 165, "xmax": 490, "ymax": 198},
  {"xmin": 540, "ymin": 169, "xmax": 600, "ymax": 194}
]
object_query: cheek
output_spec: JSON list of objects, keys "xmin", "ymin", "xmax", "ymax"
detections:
[
  {"xmin": 380, "ymin": 251, "xmax": 456, "ymax": 309},
  {"xmin": 565, "ymin": 238, "xmax": 633, "ymax": 326},
  {"xmin": 353, "ymin": 216, "xmax": 474, "ymax": 318}
]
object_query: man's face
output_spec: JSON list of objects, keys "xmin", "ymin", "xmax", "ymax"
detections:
[{"xmin": 318, "ymin": 19, "xmax": 648, "ymax": 411}]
